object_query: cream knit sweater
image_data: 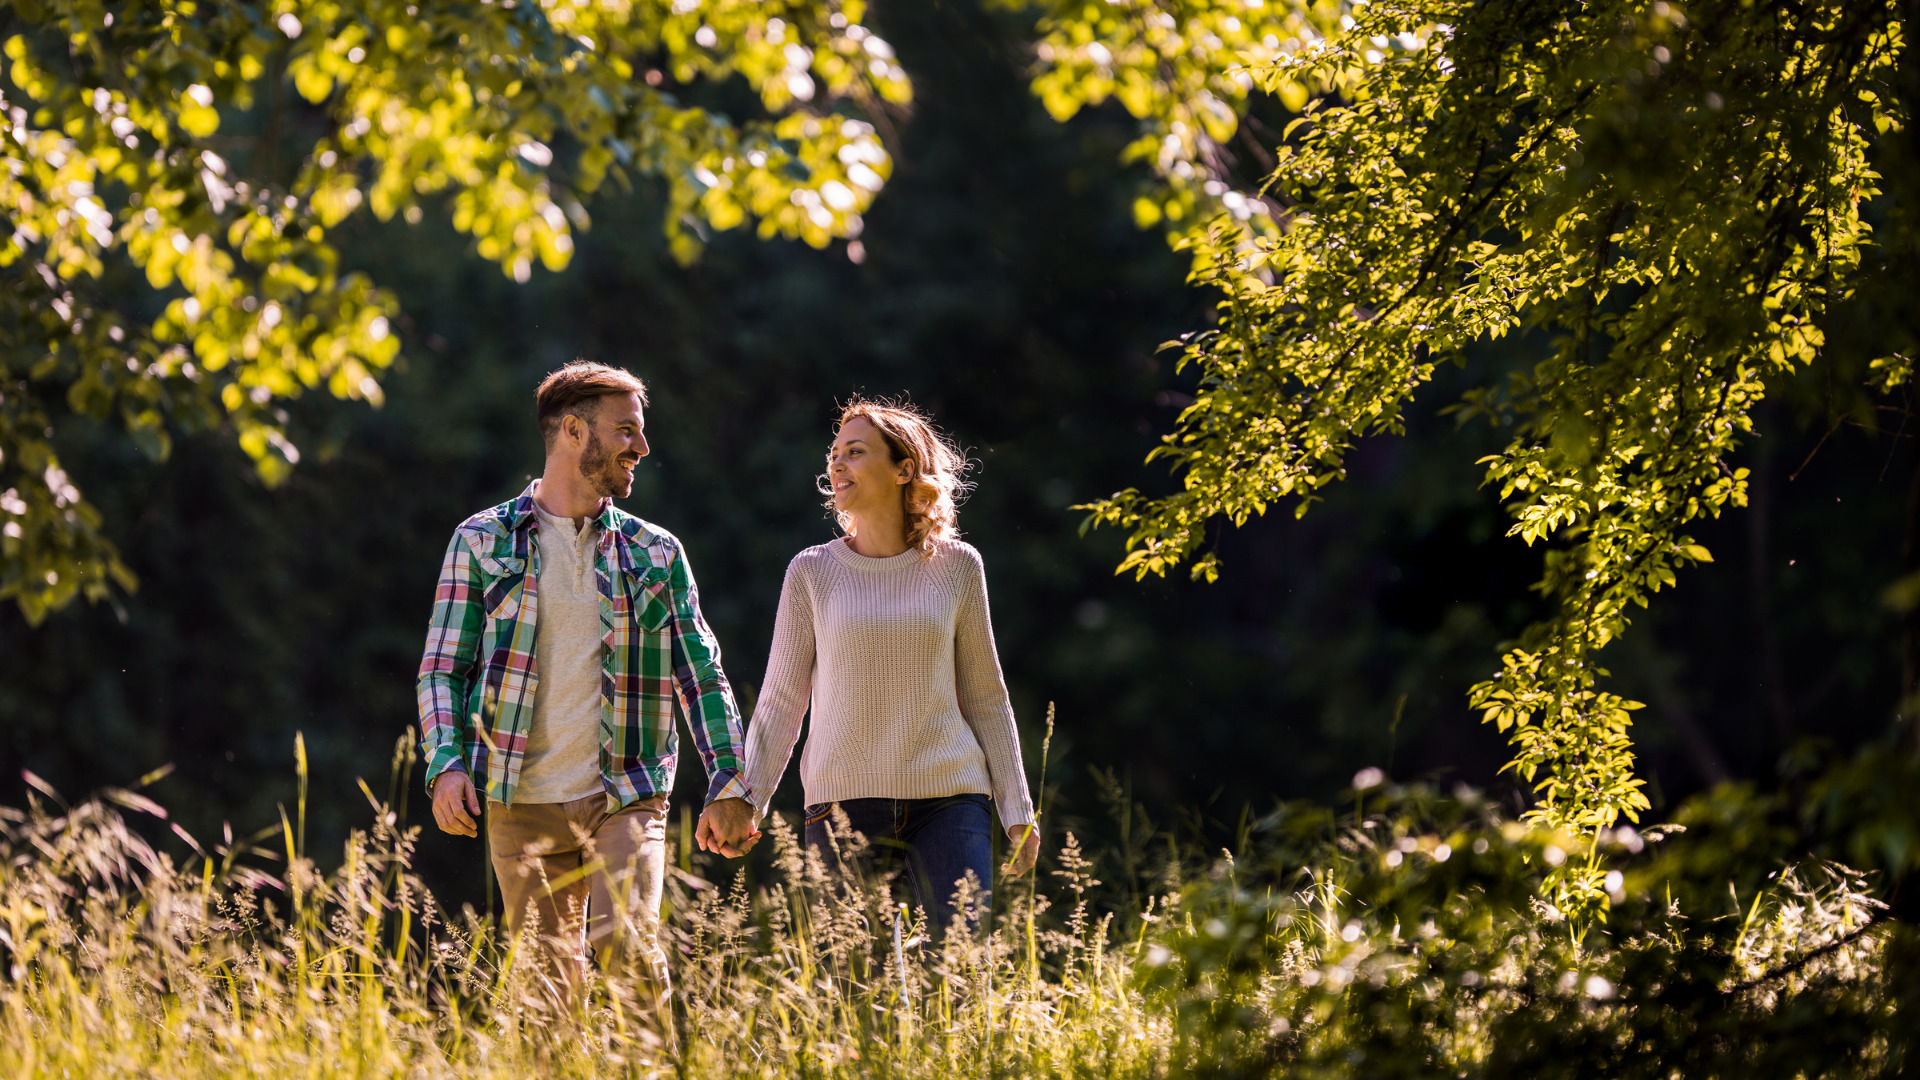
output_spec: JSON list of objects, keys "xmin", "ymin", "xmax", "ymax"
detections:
[{"xmin": 742, "ymin": 538, "xmax": 1035, "ymax": 830}]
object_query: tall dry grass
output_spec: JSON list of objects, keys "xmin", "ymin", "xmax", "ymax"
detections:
[{"xmin": 0, "ymin": 734, "xmax": 1173, "ymax": 1079}]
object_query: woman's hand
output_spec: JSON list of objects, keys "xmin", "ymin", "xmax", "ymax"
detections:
[{"xmin": 1003, "ymin": 822, "xmax": 1040, "ymax": 876}]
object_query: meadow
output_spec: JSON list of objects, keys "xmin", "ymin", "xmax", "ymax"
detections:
[
  {"xmin": 2, "ymin": 732, "xmax": 1907, "ymax": 1079},
  {"xmin": 0, "ymin": 736, "xmax": 1171, "ymax": 1079}
]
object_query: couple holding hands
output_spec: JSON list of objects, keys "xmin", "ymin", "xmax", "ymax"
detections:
[{"xmin": 416, "ymin": 362, "xmax": 1038, "ymax": 996}]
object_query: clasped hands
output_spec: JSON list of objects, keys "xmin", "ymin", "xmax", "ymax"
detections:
[{"xmin": 696, "ymin": 796, "xmax": 761, "ymax": 857}]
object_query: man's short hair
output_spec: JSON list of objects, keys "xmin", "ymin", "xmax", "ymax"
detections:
[{"xmin": 536, "ymin": 361, "xmax": 649, "ymax": 448}]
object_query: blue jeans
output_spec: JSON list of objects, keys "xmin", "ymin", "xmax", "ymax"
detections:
[{"xmin": 804, "ymin": 793, "xmax": 995, "ymax": 936}]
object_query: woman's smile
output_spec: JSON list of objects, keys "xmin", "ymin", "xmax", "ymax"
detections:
[{"xmin": 827, "ymin": 416, "xmax": 909, "ymax": 517}]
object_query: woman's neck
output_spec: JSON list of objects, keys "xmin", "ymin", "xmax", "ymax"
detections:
[{"xmin": 845, "ymin": 507, "xmax": 910, "ymax": 558}]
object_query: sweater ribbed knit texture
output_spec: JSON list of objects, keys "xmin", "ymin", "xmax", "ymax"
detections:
[{"xmin": 743, "ymin": 538, "xmax": 1035, "ymax": 830}]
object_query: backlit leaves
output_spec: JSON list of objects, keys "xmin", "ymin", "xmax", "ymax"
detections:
[
  {"xmin": 0, "ymin": 0, "xmax": 908, "ymax": 622},
  {"xmin": 1003, "ymin": 0, "xmax": 1355, "ymax": 257},
  {"xmin": 1076, "ymin": 0, "xmax": 1904, "ymax": 863}
]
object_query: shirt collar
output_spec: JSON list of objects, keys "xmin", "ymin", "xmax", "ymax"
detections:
[{"xmin": 507, "ymin": 479, "xmax": 615, "ymax": 535}]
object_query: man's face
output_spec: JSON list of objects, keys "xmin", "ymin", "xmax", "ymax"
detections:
[{"xmin": 577, "ymin": 392, "xmax": 648, "ymax": 499}]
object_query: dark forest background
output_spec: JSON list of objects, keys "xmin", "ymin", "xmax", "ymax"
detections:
[{"xmin": 1, "ymin": 0, "xmax": 1905, "ymax": 905}]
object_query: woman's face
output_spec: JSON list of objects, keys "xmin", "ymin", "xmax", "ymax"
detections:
[{"xmin": 828, "ymin": 416, "xmax": 911, "ymax": 517}]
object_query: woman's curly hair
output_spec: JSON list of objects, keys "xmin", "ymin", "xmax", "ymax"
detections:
[{"xmin": 820, "ymin": 396, "xmax": 974, "ymax": 556}]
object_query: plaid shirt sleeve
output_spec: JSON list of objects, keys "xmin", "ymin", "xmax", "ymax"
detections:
[
  {"xmin": 417, "ymin": 528, "xmax": 484, "ymax": 791},
  {"xmin": 664, "ymin": 538, "xmax": 752, "ymax": 806}
]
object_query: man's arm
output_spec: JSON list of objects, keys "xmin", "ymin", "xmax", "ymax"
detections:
[
  {"xmin": 662, "ymin": 538, "xmax": 751, "ymax": 807},
  {"xmin": 662, "ymin": 539, "xmax": 760, "ymax": 857},
  {"xmin": 417, "ymin": 529, "xmax": 486, "ymax": 832}
]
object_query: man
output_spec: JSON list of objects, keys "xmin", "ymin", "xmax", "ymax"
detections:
[{"xmin": 415, "ymin": 360, "xmax": 758, "ymax": 1003}]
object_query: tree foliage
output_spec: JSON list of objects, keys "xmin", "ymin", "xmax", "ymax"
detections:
[
  {"xmin": 1002, "ymin": 0, "xmax": 1341, "ymax": 252},
  {"xmin": 1070, "ymin": 0, "xmax": 1907, "ymax": 878},
  {"xmin": 6, "ymin": 0, "xmax": 1913, "ymax": 923},
  {"xmin": 0, "ymin": 0, "xmax": 905, "ymax": 622}
]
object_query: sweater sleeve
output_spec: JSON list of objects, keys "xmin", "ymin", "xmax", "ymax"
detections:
[
  {"xmin": 952, "ymin": 547, "xmax": 1036, "ymax": 830},
  {"xmin": 742, "ymin": 556, "xmax": 817, "ymax": 820}
]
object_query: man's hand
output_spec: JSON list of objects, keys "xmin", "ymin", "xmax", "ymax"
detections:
[
  {"xmin": 1003, "ymin": 822, "xmax": 1040, "ymax": 876},
  {"xmin": 430, "ymin": 771, "xmax": 481, "ymax": 837},
  {"xmin": 696, "ymin": 797, "xmax": 761, "ymax": 858}
]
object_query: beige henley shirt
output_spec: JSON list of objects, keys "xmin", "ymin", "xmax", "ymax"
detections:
[{"xmin": 511, "ymin": 502, "xmax": 609, "ymax": 804}]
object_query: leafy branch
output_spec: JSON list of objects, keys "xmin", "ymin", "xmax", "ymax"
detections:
[{"xmin": 1074, "ymin": 0, "xmax": 1904, "ymax": 880}]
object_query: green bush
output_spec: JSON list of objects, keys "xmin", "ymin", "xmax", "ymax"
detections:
[{"xmin": 1152, "ymin": 769, "xmax": 1915, "ymax": 1078}]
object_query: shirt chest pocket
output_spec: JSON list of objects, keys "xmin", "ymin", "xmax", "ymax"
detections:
[
  {"xmin": 477, "ymin": 556, "xmax": 527, "ymax": 625},
  {"xmin": 626, "ymin": 566, "xmax": 672, "ymax": 634}
]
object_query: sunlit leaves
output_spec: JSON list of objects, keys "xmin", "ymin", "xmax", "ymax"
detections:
[
  {"xmin": 0, "ymin": 0, "xmax": 911, "ymax": 622},
  {"xmin": 1077, "ymin": 0, "xmax": 1904, "ymax": 854},
  {"xmin": 1002, "ymin": 0, "xmax": 1357, "ymax": 256}
]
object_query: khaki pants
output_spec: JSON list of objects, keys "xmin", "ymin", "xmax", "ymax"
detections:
[{"xmin": 488, "ymin": 792, "xmax": 671, "ymax": 998}]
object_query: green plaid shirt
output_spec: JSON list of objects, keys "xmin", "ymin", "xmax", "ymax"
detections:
[{"xmin": 416, "ymin": 482, "xmax": 750, "ymax": 809}]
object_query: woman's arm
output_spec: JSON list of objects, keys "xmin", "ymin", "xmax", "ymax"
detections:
[
  {"xmin": 742, "ymin": 557, "xmax": 817, "ymax": 821},
  {"xmin": 953, "ymin": 548, "xmax": 1037, "ymax": 831}
]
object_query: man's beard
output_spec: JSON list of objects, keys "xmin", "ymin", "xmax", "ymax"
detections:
[{"xmin": 579, "ymin": 430, "xmax": 635, "ymax": 498}]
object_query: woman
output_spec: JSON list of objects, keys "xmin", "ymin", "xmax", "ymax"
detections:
[{"xmin": 742, "ymin": 398, "xmax": 1040, "ymax": 932}]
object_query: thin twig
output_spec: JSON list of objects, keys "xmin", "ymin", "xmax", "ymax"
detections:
[
  {"xmin": 1723, "ymin": 914, "xmax": 1886, "ymax": 996},
  {"xmin": 1789, "ymin": 416, "xmax": 1845, "ymax": 482}
]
